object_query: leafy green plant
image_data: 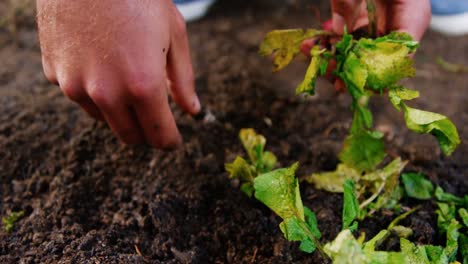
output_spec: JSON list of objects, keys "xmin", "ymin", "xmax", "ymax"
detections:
[
  {"xmin": 225, "ymin": 5, "xmax": 463, "ymax": 262},
  {"xmin": 225, "ymin": 129, "xmax": 322, "ymax": 254},
  {"xmin": 2, "ymin": 211, "xmax": 24, "ymax": 232}
]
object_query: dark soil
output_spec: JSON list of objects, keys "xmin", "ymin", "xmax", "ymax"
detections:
[{"xmin": 0, "ymin": 1, "xmax": 467, "ymax": 263}]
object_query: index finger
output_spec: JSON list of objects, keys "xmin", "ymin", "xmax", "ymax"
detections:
[{"xmin": 385, "ymin": 0, "xmax": 431, "ymax": 41}]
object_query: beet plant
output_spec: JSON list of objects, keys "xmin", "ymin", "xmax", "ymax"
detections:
[{"xmin": 225, "ymin": 9, "xmax": 466, "ymax": 263}]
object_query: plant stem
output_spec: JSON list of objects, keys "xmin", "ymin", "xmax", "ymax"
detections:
[
  {"xmin": 359, "ymin": 181, "xmax": 385, "ymax": 210},
  {"xmin": 299, "ymin": 222, "xmax": 328, "ymax": 260},
  {"xmin": 365, "ymin": 0, "xmax": 378, "ymax": 38},
  {"xmin": 387, "ymin": 206, "xmax": 420, "ymax": 230}
]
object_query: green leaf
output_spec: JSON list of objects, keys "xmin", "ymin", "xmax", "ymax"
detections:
[
  {"xmin": 341, "ymin": 52, "xmax": 368, "ymax": 95},
  {"xmin": 352, "ymin": 38, "xmax": 416, "ymax": 91},
  {"xmin": 459, "ymin": 208, "xmax": 468, "ymax": 228},
  {"xmin": 259, "ymin": 29, "xmax": 329, "ymax": 71},
  {"xmin": 240, "ymin": 182, "xmax": 254, "ymax": 197},
  {"xmin": 435, "ymin": 186, "xmax": 464, "ymax": 205},
  {"xmin": 239, "ymin": 128, "xmax": 266, "ymax": 164},
  {"xmin": 388, "ymin": 85, "xmax": 420, "ymax": 110},
  {"xmin": 342, "ymin": 180, "xmax": 359, "ymax": 231},
  {"xmin": 254, "ymin": 163, "xmax": 303, "ymax": 220},
  {"xmin": 400, "ymin": 238, "xmax": 431, "ymax": 264},
  {"xmin": 225, "ymin": 156, "xmax": 255, "ymax": 182},
  {"xmin": 296, "ymin": 46, "xmax": 325, "ymax": 95},
  {"xmin": 443, "ymin": 219, "xmax": 461, "ymax": 261},
  {"xmin": 336, "ymin": 31, "xmax": 354, "ymax": 55},
  {"xmin": 423, "ymin": 245, "xmax": 448, "ymax": 264},
  {"xmin": 402, "ymin": 104, "xmax": 460, "ymax": 156},
  {"xmin": 339, "ymin": 130, "xmax": 386, "ymax": 173},
  {"xmin": 401, "ymin": 172, "xmax": 434, "ymax": 200},
  {"xmin": 459, "ymin": 233, "xmax": 468, "ymax": 264},
  {"xmin": 254, "ymin": 163, "xmax": 320, "ymax": 253},
  {"xmin": 436, "ymin": 202, "xmax": 456, "ymax": 233},
  {"xmin": 2, "ymin": 211, "xmax": 24, "ymax": 232},
  {"xmin": 278, "ymin": 214, "xmax": 320, "ymax": 254},
  {"xmin": 376, "ymin": 32, "xmax": 419, "ymax": 52},
  {"xmin": 304, "ymin": 207, "xmax": 321, "ymax": 237},
  {"xmin": 305, "ymin": 163, "xmax": 361, "ymax": 193}
]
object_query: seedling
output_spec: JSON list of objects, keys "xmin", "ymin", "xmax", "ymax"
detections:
[
  {"xmin": 224, "ymin": 13, "xmax": 464, "ymax": 261},
  {"xmin": 2, "ymin": 210, "xmax": 24, "ymax": 232}
]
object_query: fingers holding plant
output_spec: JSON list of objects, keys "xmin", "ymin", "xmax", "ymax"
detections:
[{"xmin": 37, "ymin": 0, "xmax": 200, "ymax": 149}]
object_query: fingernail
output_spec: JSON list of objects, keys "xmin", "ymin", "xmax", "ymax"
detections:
[
  {"xmin": 192, "ymin": 95, "xmax": 201, "ymax": 114},
  {"xmin": 332, "ymin": 13, "xmax": 345, "ymax": 34}
]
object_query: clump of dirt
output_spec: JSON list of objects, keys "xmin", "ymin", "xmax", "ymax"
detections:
[{"xmin": 1, "ymin": 0, "xmax": 467, "ymax": 263}]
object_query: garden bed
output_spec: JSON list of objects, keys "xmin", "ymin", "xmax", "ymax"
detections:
[{"xmin": 0, "ymin": 1, "xmax": 467, "ymax": 263}]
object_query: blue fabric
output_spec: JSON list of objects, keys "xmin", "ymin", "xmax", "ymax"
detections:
[{"xmin": 431, "ymin": 0, "xmax": 468, "ymax": 15}]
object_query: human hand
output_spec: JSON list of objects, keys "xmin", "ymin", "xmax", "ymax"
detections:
[
  {"xmin": 302, "ymin": 0, "xmax": 431, "ymax": 92},
  {"xmin": 37, "ymin": 0, "xmax": 200, "ymax": 149},
  {"xmin": 331, "ymin": 0, "xmax": 431, "ymax": 41}
]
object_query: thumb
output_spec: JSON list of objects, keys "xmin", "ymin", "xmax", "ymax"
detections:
[{"xmin": 331, "ymin": 0, "xmax": 364, "ymax": 34}]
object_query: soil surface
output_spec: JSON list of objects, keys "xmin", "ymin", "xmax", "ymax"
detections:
[{"xmin": 0, "ymin": 1, "xmax": 467, "ymax": 263}]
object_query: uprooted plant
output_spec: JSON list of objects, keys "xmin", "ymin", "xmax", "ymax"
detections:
[{"xmin": 224, "ymin": 7, "xmax": 465, "ymax": 263}]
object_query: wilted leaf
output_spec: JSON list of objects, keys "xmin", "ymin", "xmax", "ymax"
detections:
[
  {"xmin": 296, "ymin": 46, "xmax": 325, "ymax": 95},
  {"xmin": 225, "ymin": 156, "xmax": 255, "ymax": 182},
  {"xmin": 305, "ymin": 164, "xmax": 361, "ymax": 193},
  {"xmin": 388, "ymin": 85, "xmax": 420, "ymax": 110},
  {"xmin": 259, "ymin": 29, "xmax": 329, "ymax": 71},
  {"xmin": 239, "ymin": 128, "xmax": 266, "ymax": 164},
  {"xmin": 324, "ymin": 229, "xmax": 368, "ymax": 264},
  {"xmin": 401, "ymin": 172, "xmax": 434, "ymax": 200},
  {"xmin": 353, "ymin": 38, "xmax": 416, "ymax": 91},
  {"xmin": 402, "ymin": 104, "xmax": 460, "ymax": 156}
]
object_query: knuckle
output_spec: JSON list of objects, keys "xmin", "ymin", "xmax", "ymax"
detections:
[
  {"xmin": 127, "ymin": 74, "xmax": 164, "ymax": 101},
  {"xmin": 61, "ymin": 82, "xmax": 86, "ymax": 102},
  {"xmin": 88, "ymin": 85, "xmax": 111, "ymax": 108}
]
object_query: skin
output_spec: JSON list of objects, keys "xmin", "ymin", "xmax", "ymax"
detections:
[
  {"xmin": 304, "ymin": 0, "xmax": 431, "ymax": 91},
  {"xmin": 37, "ymin": 0, "xmax": 430, "ymax": 149},
  {"xmin": 37, "ymin": 0, "xmax": 199, "ymax": 149}
]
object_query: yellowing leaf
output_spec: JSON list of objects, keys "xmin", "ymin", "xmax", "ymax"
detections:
[
  {"xmin": 239, "ymin": 128, "xmax": 266, "ymax": 163},
  {"xmin": 388, "ymin": 85, "xmax": 420, "ymax": 110},
  {"xmin": 305, "ymin": 164, "xmax": 360, "ymax": 193},
  {"xmin": 259, "ymin": 29, "xmax": 329, "ymax": 71},
  {"xmin": 354, "ymin": 40, "xmax": 416, "ymax": 91},
  {"xmin": 296, "ymin": 46, "xmax": 325, "ymax": 95},
  {"xmin": 225, "ymin": 156, "xmax": 254, "ymax": 181},
  {"xmin": 254, "ymin": 163, "xmax": 303, "ymax": 220}
]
